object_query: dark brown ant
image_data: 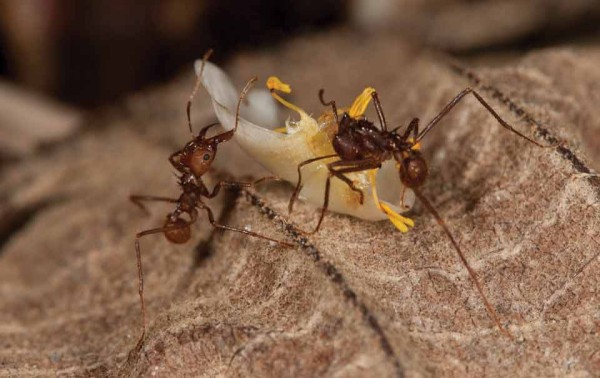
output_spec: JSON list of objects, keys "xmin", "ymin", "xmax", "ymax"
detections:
[
  {"xmin": 129, "ymin": 51, "xmax": 292, "ymax": 353},
  {"xmin": 285, "ymin": 86, "xmax": 549, "ymax": 339}
]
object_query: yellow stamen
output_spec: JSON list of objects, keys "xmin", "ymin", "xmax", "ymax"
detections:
[
  {"xmin": 368, "ymin": 170, "xmax": 415, "ymax": 233},
  {"xmin": 266, "ymin": 76, "xmax": 291, "ymax": 93},
  {"xmin": 266, "ymin": 76, "xmax": 304, "ymax": 115},
  {"xmin": 349, "ymin": 87, "xmax": 376, "ymax": 118},
  {"xmin": 273, "ymin": 127, "xmax": 287, "ymax": 134}
]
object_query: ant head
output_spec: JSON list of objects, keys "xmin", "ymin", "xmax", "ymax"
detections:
[
  {"xmin": 163, "ymin": 216, "xmax": 191, "ymax": 244},
  {"xmin": 182, "ymin": 139, "xmax": 217, "ymax": 177},
  {"xmin": 170, "ymin": 123, "xmax": 229, "ymax": 177},
  {"xmin": 395, "ymin": 147, "xmax": 428, "ymax": 188}
]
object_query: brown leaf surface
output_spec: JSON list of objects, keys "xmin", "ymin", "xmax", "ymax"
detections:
[{"xmin": 0, "ymin": 31, "xmax": 598, "ymax": 377}]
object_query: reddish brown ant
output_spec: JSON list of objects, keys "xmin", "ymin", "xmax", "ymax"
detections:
[
  {"xmin": 129, "ymin": 51, "xmax": 292, "ymax": 353},
  {"xmin": 282, "ymin": 85, "xmax": 549, "ymax": 338}
]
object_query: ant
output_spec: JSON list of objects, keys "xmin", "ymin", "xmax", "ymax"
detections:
[
  {"xmin": 274, "ymin": 82, "xmax": 550, "ymax": 338},
  {"xmin": 129, "ymin": 51, "xmax": 292, "ymax": 353}
]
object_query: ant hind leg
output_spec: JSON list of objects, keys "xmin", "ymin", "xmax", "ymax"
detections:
[
  {"xmin": 130, "ymin": 218, "xmax": 197, "ymax": 357},
  {"xmin": 200, "ymin": 205, "xmax": 293, "ymax": 247},
  {"xmin": 416, "ymin": 88, "xmax": 547, "ymax": 147},
  {"xmin": 206, "ymin": 176, "xmax": 282, "ymax": 199}
]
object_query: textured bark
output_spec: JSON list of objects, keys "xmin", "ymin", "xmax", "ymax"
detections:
[{"xmin": 0, "ymin": 31, "xmax": 598, "ymax": 377}]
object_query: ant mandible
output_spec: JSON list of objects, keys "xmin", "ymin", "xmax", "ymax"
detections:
[
  {"xmin": 269, "ymin": 79, "xmax": 549, "ymax": 339},
  {"xmin": 130, "ymin": 51, "xmax": 292, "ymax": 353}
]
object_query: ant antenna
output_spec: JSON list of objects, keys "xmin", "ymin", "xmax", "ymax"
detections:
[
  {"xmin": 187, "ymin": 48, "xmax": 214, "ymax": 136},
  {"xmin": 234, "ymin": 77, "xmax": 258, "ymax": 133},
  {"xmin": 412, "ymin": 188, "xmax": 514, "ymax": 339},
  {"xmin": 319, "ymin": 89, "xmax": 339, "ymax": 125},
  {"xmin": 207, "ymin": 76, "xmax": 258, "ymax": 145}
]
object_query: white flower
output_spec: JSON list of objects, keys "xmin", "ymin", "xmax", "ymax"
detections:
[{"xmin": 196, "ymin": 60, "xmax": 415, "ymax": 231}]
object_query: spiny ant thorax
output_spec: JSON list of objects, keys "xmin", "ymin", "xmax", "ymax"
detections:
[{"xmin": 336, "ymin": 112, "xmax": 427, "ymax": 188}]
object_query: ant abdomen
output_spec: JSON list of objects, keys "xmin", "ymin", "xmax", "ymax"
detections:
[{"xmin": 163, "ymin": 217, "xmax": 191, "ymax": 244}]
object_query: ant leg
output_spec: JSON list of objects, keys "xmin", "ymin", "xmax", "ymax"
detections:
[
  {"xmin": 416, "ymin": 88, "xmax": 545, "ymax": 147},
  {"xmin": 304, "ymin": 159, "xmax": 381, "ymax": 234},
  {"xmin": 398, "ymin": 118, "xmax": 420, "ymax": 141},
  {"xmin": 371, "ymin": 91, "xmax": 388, "ymax": 131},
  {"xmin": 329, "ymin": 171, "xmax": 364, "ymax": 204},
  {"xmin": 412, "ymin": 188, "xmax": 513, "ymax": 339},
  {"xmin": 400, "ymin": 186, "xmax": 409, "ymax": 210},
  {"xmin": 289, "ymin": 154, "xmax": 338, "ymax": 214},
  {"xmin": 199, "ymin": 204, "xmax": 293, "ymax": 248},
  {"xmin": 310, "ymin": 173, "xmax": 332, "ymax": 235},
  {"xmin": 130, "ymin": 195, "xmax": 178, "ymax": 215},
  {"xmin": 318, "ymin": 89, "xmax": 339, "ymax": 125},
  {"xmin": 327, "ymin": 158, "xmax": 383, "ymax": 204},
  {"xmin": 131, "ymin": 217, "xmax": 197, "ymax": 355},
  {"xmin": 206, "ymin": 176, "xmax": 281, "ymax": 199},
  {"xmin": 209, "ymin": 76, "xmax": 258, "ymax": 145},
  {"xmin": 187, "ymin": 49, "xmax": 213, "ymax": 135}
]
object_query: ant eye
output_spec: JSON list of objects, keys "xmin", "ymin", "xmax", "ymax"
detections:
[{"xmin": 203, "ymin": 153, "xmax": 211, "ymax": 161}]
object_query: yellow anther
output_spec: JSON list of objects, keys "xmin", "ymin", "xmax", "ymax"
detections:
[
  {"xmin": 266, "ymin": 76, "xmax": 292, "ymax": 93},
  {"xmin": 368, "ymin": 170, "xmax": 415, "ymax": 233},
  {"xmin": 273, "ymin": 127, "xmax": 287, "ymax": 134},
  {"xmin": 349, "ymin": 87, "xmax": 376, "ymax": 118},
  {"xmin": 266, "ymin": 76, "xmax": 305, "ymax": 116}
]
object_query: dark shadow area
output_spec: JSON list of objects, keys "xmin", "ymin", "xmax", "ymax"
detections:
[{"xmin": 0, "ymin": 199, "xmax": 59, "ymax": 252}]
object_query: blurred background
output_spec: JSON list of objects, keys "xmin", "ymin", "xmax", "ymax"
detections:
[{"xmin": 0, "ymin": 0, "xmax": 599, "ymax": 159}]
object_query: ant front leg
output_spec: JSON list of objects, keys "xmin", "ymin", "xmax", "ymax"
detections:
[
  {"xmin": 130, "ymin": 215, "xmax": 197, "ymax": 356},
  {"xmin": 411, "ymin": 188, "xmax": 513, "ymax": 338},
  {"xmin": 305, "ymin": 158, "xmax": 380, "ymax": 234},
  {"xmin": 130, "ymin": 195, "xmax": 178, "ymax": 216},
  {"xmin": 289, "ymin": 154, "xmax": 338, "ymax": 214},
  {"xmin": 400, "ymin": 118, "xmax": 420, "ymax": 141}
]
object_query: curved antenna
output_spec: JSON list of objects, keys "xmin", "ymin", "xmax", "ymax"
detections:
[
  {"xmin": 319, "ymin": 89, "xmax": 339, "ymax": 125},
  {"xmin": 208, "ymin": 76, "xmax": 258, "ymax": 145},
  {"xmin": 412, "ymin": 187, "xmax": 514, "ymax": 339},
  {"xmin": 187, "ymin": 48, "xmax": 213, "ymax": 136},
  {"xmin": 234, "ymin": 76, "xmax": 258, "ymax": 133}
]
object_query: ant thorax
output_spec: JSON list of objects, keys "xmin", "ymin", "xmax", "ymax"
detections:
[
  {"xmin": 177, "ymin": 172, "xmax": 206, "ymax": 195},
  {"xmin": 333, "ymin": 113, "xmax": 392, "ymax": 161}
]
